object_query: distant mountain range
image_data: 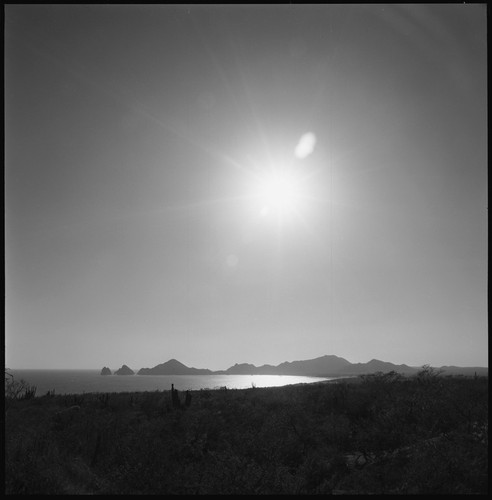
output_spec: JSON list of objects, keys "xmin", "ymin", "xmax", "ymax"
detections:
[{"xmin": 132, "ymin": 355, "xmax": 488, "ymax": 377}]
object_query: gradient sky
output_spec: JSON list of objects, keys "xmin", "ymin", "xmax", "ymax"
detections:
[{"xmin": 5, "ymin": 4, "xmax": 487, "ymax": 370}]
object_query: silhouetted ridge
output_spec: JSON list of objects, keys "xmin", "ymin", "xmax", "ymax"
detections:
[
  {"xmin": 135, "ymin": 355, "xmax": 487, "ymax": 377},
  {"xmin": 275, "ymin": 355, "xmax": 352, "ymax": 376},
  {"xmin": 138, "ymin": 359, "xmax": 212, "ymax": 375},
  {"xmin": 115, "ymin": 364, "xmax": 134, "ymax": 375}
]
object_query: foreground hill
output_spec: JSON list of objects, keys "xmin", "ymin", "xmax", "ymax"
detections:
[{"xmin": 5, "ymin": 370, "xmax": 488, "ymax": 494}]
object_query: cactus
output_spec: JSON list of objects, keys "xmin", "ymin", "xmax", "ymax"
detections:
[
  {"xmin": 171, "ymin": 384, "xmax": 181, "ymax": 408},
  {"xmin": 185, "ymin": 390, "xmax": 192, "ymax": 407}
]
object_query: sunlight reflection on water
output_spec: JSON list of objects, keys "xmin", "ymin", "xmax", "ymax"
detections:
[{"xmin": 8, "ymin": 370, "xmax": 339, "ymax": 396}]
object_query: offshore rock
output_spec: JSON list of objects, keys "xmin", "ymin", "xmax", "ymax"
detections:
[
  {"xmin": 100, "ymin": 367, "xmax": 112, "ymax": 376},
  {"xmin": 115, "ymin": 364, "xmax": 135, "ymax": 375}
]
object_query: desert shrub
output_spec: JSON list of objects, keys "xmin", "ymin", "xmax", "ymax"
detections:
[
  {"xmin": 296, "ymin": 448, "xmax": 346, "ymax": 494},
  {"xmin": 5, "ymin": 372, "xmax": 37, "ymax": 409},
  {"xmin": 5, "ymin": 374, "xmax": 488, "ymax": 494},
  {"xmin": 319, "ymin": 412, "xmax": 352, "ymax": 449}
]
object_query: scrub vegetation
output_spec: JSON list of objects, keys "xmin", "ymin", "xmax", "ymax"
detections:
[{"xmin": 5, "ymin": 367, "xmax": 488, "ymax": 494}]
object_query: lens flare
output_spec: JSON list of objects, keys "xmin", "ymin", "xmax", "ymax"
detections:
[{"xmin": 294, "ymin": 132, "xmax": 316, "ymax": 159}]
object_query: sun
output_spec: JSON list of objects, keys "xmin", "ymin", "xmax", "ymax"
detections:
[
  {"xmin": 255, "ymin": 170, "xmax": 303, "ymax": 218},
  {"xmin": 220, "ymin": 131, "xmax": 318, "ymax": 225}
]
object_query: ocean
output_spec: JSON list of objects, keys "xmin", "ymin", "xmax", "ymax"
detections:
[{"xmin": 7, "ymin": 369, "xmax": 338, "ymax": 396}]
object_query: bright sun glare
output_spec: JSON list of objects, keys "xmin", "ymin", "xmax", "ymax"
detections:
[
  {"xmin": 222, "ymin": 131, "xmax": 317, "ymax": 224},
  {"xmin": 257, "ymin": 171, "xmax": 302, "ymax": 217},
  {"xmin": 255, "ymin": 132, "xmax": 317, "ymax": 219}
]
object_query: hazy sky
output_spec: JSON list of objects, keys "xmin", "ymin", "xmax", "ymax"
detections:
[{"xmin": 5, "ymin": 4, "xmax": 487, "ymax": 370}]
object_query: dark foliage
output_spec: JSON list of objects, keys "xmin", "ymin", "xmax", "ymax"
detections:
[{"xmin": 5, "ymin": 370, "xmax": 488, "ymax": 494}]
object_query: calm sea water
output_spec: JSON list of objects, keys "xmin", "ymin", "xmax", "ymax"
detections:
[{"xmin": 7, "ymin": 370, "xmax": 338, "ymax": 396}]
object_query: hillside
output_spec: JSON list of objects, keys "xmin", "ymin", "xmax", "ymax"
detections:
[
  {"xmin": 133, "ymin": 355, "xmax": 487, "ymax": 377},
  {"xmin": 137, "ymin": 358, "xmax": 213, "ymax": 375},
  {"xmin": 6, "ymin": 372, "xmax": 488, "ymax": 494}
]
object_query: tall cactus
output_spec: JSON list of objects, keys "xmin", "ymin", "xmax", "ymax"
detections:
[{"xmin": 171, "ymin": 383, "xmax": 181, "ymax": 408}]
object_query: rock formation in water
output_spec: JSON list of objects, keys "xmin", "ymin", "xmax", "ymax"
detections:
[
  {"xmin": 115, "ymin": 364, "xmax": 135, "ymax": 375},
  {"xmin": 100, "ymin": 367, "xmax": 112, "ymax": 376}
]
